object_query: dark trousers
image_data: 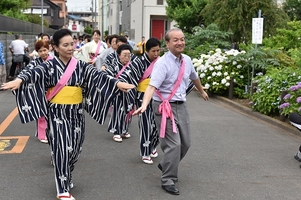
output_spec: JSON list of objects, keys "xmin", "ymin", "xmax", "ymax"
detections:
[{"xmin": 9, "ymin": 55, "xmax": 30, "ymax": 77}]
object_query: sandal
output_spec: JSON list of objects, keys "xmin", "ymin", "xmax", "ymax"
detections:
[{"xmin": 56, "ymin": 193, "xmax": 76, "ymax": 200}]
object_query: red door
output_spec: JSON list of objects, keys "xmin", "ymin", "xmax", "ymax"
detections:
[{"xmin": 151, "ymin": 20, "xmax": 165, "ymax": 40}]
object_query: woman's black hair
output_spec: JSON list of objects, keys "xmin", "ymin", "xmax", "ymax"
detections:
[
  {"xmin": 109, "ymin": 34, "xmax": 119, "ymax": 44},
  {"xmin": 116, "ymin": 44, "xmax": 132, "ymax": 55},
  {"xmin": 146, "ymin": 38, "xmax": 161, "ymax": 52},
  {"xmin": 92, "ymin": 30, "xmax": 101, "ymax": 36},
  {"xmin": 52, "ymin": 29, "xmax": 72, "ymax": 46}
]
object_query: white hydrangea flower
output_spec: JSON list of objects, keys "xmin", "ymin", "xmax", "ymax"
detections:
[
  {"xmin": 212, "ymin": 72, "xmax": 217, "ymax": 77},
  {"xmin": 217, "ymin": 72, "xmax": 222, "ymax": 76},
  {"xmin": 240, "ymin": 75, "xmax": 244, "ymax": 79},
  {"xmin": 205, "ymin": 83, "xmax": 210, "ymax": 88},
  {"xmin": 225, "ymin": 82, "xmax": 230, "ymax": 87},
  {"xmin": 226, "ymin": 76, "xmax": 230, "ymax": 80},
  {"xmin": 199, "ymin": 73, "xmax": 206, "ymax": 78},
  {"xmin": 224, "ymin": 72, "xmax": 228, "ymax": 76},
  {"xmin": 237, "ymin": 65, "xmax": 242, "ymax": 69},
  {"xmin": 221, "ymin": 79, "xmax": 227, "ymax": 84}
]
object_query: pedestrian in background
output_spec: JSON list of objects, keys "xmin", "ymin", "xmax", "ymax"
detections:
[
  {"xmin": 137, "ymin": 36, "xmax": 146, "ymax": 54},
  {"xmin": 0, "ymin": 41, "xmax": 6, "ymax": 89},
  {"xmin": 8, "ymin": 34, "xmax": 29, "ymax": 80},
  {"xmin": 125, "ymin": 35, "xmax": 135, "ymax": 49},
  {"xmin": 133, "ymin": 28, "xmax": 209, "ymax": 195}
]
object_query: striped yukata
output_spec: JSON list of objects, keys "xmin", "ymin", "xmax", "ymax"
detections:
[
  {"xmin": 104, "ymin": 52, "xmax": 137, "ymax": 136},
  {"xmin": 14, "ymin": 57, "xmax": 119, "ymax": 195},
  {"xmin": 119, "ymin": 53, "xmax": 159, "ymax": 156}
]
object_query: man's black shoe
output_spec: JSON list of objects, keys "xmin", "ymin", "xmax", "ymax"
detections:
[
  {"xmin": 161, "ymin": 185, "xmax": 180, "ymax": 195},
  {"xmin": 158, "ymin": 164, "xmax": 162, "ymax": 171}
]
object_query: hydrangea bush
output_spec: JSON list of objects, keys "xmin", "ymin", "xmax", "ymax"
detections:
[
  {"xmin": 192, "ymin": 48, "xmax": 248, "ymax": 96},
  {"xmin": 280, "ymin": 82, "xmax": 301, "ymax": 115},
  {"xmin": 251, "ymin": 67, "xmax": 301, "ymax": 115}
]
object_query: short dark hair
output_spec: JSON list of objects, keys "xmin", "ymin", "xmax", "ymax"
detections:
[
  {"xmin": 109, "ymin": 34, "xmax": 119, "ymax": 44},
  {"xmin": 41, "ymin": 33, "xmax": 50, "ymax": 40},
  {"xmin": 146, "ymin": 38, "xmax": 161, "ymax": 52},
  {"xmin": 52, "ymin": 29, "xmax": 72, "ymax": 46},
  {"xmin": 116, "ymin": 36, "xmax": 127, "ymax": 44},
  {"xmin": 92, "ymin": 30, "xmax": 101, "ymax": 36},
  {"xmin": 116, "ymin": 44, "xmax": 132, "ymax": 55}
]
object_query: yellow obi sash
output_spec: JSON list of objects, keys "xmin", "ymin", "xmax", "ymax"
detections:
[
  {"xmin": 48, "ymin": 86, "xmax": 82, "ymax": 104},
  {"xmin": 137, "ymin": 78, "xmax": 150, "ymax": 92}
]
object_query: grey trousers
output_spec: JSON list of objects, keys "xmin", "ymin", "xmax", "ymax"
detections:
[
  {"xmin": 152, "ymin": 101, "xmax": 191, "ymax": 186},
  {"xmin": 0, "ymin": 64, "xmax": 6, "ymax": 86}
]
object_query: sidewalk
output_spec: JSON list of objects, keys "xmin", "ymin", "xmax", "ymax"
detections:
[{"xmin": 213, "ymin": 95, "xmax": 301, "ymax": 137}]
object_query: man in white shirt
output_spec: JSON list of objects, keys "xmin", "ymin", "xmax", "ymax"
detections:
[{"xmin": 8, "ymin": 34, "xmax": 29, "ymax": 79}]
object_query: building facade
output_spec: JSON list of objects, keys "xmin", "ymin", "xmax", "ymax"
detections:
[
  {"xmin": 102, "ymin": 0, "xmax": 175, "ymax": 44},
  {"xmin": 23, "ymin": 0, "xmax": 64, "ymax": 30}
]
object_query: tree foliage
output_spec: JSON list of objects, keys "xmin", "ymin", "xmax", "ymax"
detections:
[
  {"xmin": 0, "ymin": 0, "xmax": 31, "ymax": 21},
  {"xmin": 200, "ymin": 0, "xmax": 289, "ymax": 44},
  {"xmin": 184, "ymin": 24, "xmax": 232, "ymax": 57},
  {"xmin": 282, "ymin": 0, "xmax": 301, "ymax": 21},
  {"xmin": 165, "ymin": 0, "xmax": 207, "ymax": 33},
  {"xmin": 27, "ymin": 14, "xmax": 49, "ymax": 27}
]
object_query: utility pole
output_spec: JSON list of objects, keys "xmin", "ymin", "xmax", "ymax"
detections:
[
  {"xmin": 91, "ymin": 0, "xmax": 94, "ymax": 30},
  {"xmin": 94, "ymin": 0, "xmax": 97, "ymax": 30},
  {"xmin": 41, "ymin": 0, "xmax": 44, "ymax": 33},
  {"xmin": 102, "ymin": 0, "xmax": 104, "ymax": 39}
]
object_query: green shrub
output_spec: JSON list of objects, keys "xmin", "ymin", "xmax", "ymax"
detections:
[{"xmin": 251, "ymin": 66, "xmax": 301, "ymax": 115}]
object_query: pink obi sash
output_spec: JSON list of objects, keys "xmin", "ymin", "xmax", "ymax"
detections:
[
  {"xmin": 138, "ymin": 56, "xmax": 159, "ymax": 83},
  {"xmin": 155, "ymin": 59, "xmax": 185, "ymax": 138},
  {"xmin": 37, "ymin": 57, "xmax": 78, "ymax": 140}
]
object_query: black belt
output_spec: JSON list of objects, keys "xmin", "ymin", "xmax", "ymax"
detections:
[
  {"xmin": 169, "ymin": 101, "xmax": 184, "ymax": 104},
  {"xmin": 154, "ymin": 100, "xmax": 185, "ymax": 104}
]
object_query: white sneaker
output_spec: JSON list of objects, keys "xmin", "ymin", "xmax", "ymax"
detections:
[
  {"xmin": 39, "ymin": 139, "xmax": 48, "ymax": 144},
  {"xmin": 122, "ymin": 132, "xmax": 131, "ymax": 138},
  {"xmin": 113, "ymin": 135, "xmax": 122, "ymax": 142},
  {"xmin": 56, "ymin": 192, "xmax": 75, "ymax": 200},
  {"xmin": 142, "ymin": 156, "xmax": 153, "ymax": 164},
  {"xmin": 150, "ymin": 149, "xmax": 158, "ymax": 158}
]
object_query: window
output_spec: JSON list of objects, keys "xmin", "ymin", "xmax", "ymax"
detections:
[{"xmin": 157, "ymin": 0, "xmax": 163, "ymax": 5}]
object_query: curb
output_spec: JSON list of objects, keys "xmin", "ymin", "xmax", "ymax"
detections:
[{"xmin": 212, "ymin": 95, "xmax": 301, "ymax": 137}]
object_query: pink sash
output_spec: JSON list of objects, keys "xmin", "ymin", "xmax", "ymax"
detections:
[
  {"xmin": 37, "ymin": 57, "xmax": 78, "ymax": 140},
  {"xmin": 116, "ymin": 61, "xmax": 130, "ymax": 78},
  {"xmin": 46, "ymin": 55, "xmax": 53, "ymax": 61},
  {"xmin": 91, "ymin": 41, "xmax": 102, "ymax": 61},
  {"xmin": 138, "ymin": 56, "xmax": 159, "ymax": 83},
  {"xmin": 115, "ymin": 61, "xmax": 134, "ymax": 123},
  {"xmin": 155, "ymin": 59, "xmax": 185, "ymax": 138}
]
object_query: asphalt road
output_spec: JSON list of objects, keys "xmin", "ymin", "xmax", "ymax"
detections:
[{"xmin": 1, "ymin": 89, "xmax": 301, "ymax": 200}]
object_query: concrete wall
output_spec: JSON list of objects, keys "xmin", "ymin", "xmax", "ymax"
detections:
[{"xmin": 0, "ymin": 34, "xmax": 36, "ymax": 74}]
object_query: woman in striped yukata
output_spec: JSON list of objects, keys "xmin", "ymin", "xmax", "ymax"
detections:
[
  {"xmin": 20, "ymin": 40, "xmax": 53, "ymax": 143},
  {"xmin": 1, "ymin": 29, "xmax": 134, "ymax": 200},
  {"xmin": 104, "ymin": 44, "xmax": 137, "ymax": 142}
]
